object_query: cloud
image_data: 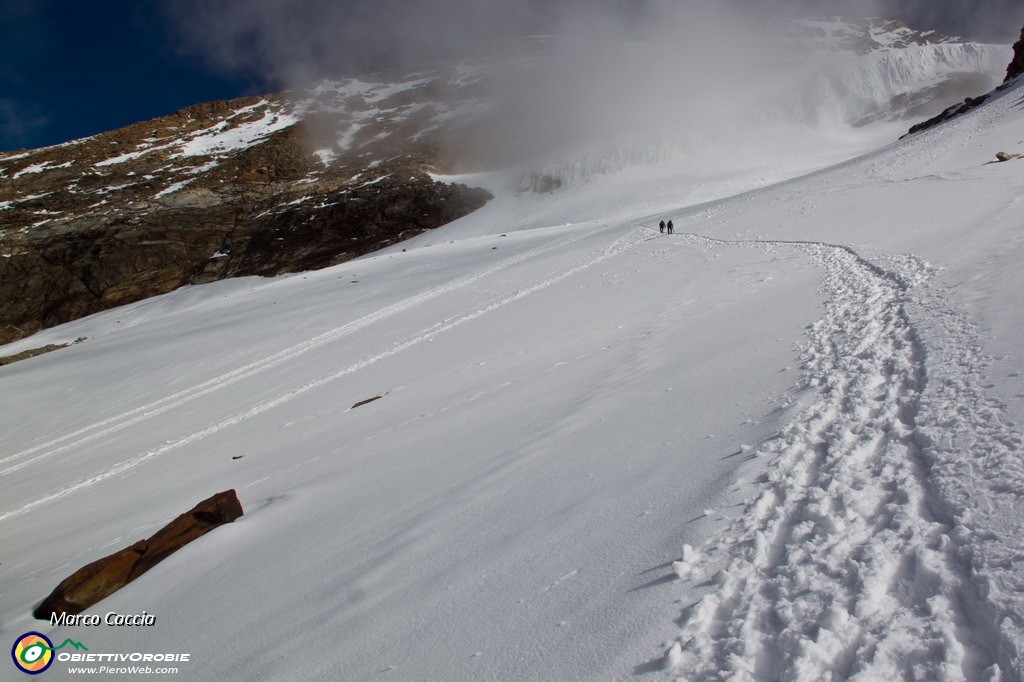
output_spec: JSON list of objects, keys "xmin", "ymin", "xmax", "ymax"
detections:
[
  {"xmin": 165, "ymin": 0, "xmax": 1023, "ymax": 94},
  {"xmin": 164, "ymin": 0, "xmax": 627, "ymax": 89},
  {"xmin": 161, "ymin": 0, "xmax": 1021, "ymax": 169},
  {"xmin": 731, "ymin": 0, "xmax": 1024, "ymax": 41},
  {"xmin": 892, "ymin": 0, "xmax": 1024, "ymax": 42}
]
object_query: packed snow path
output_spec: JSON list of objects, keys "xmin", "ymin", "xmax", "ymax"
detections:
[{"xmin": 658, "ymin": 233, "xmax": 1023, "ymax": 681}]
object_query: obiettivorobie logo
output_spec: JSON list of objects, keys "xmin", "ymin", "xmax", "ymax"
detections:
[{"xmin": 11, "ymin": 632, "xmax": 88, "ymax": 675}]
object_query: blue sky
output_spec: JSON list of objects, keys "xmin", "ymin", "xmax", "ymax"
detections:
[
  {"xmin": 0, "ymin": 1, "xmax": 258, "ymax": 151},
  {"xmin": 1, "ymin": 0, "xmax": 1021, "ymax": 152}
]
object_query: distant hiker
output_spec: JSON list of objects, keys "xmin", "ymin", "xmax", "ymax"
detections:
[
  {"xmin": 659, "ymin": 220, "xmax": 666, "ymax": 233},
  {"xmin": 667, "ymin": 220, "xmax": 674, "ymax": 234}
]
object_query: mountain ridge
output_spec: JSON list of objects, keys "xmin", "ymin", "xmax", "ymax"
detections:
[{"xmin": 0, "ymin": 18, "xmax": 1009, "ymax": 345}]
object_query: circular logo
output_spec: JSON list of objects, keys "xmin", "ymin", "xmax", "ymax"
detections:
[{"xmin": 11, "ymin": 632, "xmax": 54, "ymax": 675}]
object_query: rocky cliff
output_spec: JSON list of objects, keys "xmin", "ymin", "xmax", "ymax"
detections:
[
  {"xmin": 1006, "ymin": 26, "xmax": 1024, "ymax": 81},
  {"xmin": 0, "ymin": 78, "xmax": 493, "ymax": 344}
]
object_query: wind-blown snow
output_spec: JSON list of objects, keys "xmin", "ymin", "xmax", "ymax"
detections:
[{"xmin": 2, "ymin": 43, "xmax": 1024, "ymax": 682}]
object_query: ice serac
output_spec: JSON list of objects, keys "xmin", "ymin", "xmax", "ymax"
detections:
[
  {"xmin": 516, "ymin": 18, "xmax": 1006, "ymax": 193},
  {"xmin": 768, "ymin": 19, "xmax": 1003, "ymax": 126}
]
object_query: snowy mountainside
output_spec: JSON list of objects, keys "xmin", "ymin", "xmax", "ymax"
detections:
[
  {"xmin": 3, "ymin": 71, "xmax": 1023, "ymax": 678},
  {"xmin": 2, "ymin": 18, "xmax": 1024, "ymax": 682},
  {"xmin": 0, "ymin": 18, "xmax": 1008, "ymax": 348},
  {"xmin": 0, "ymin": 72, "xmax": 495, "ymax": 344}
]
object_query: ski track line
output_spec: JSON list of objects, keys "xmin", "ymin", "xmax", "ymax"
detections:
[
  {"xmin": 662, "ymin": 233, "xmax": 1016, "ymax": 681},
  {"xmin": 0, "ymin": 227, "xmax": 648, "ymax": 524},
  {"xmin": 0, "ymin": 225, "xmax": 604, "ymax": 478}
]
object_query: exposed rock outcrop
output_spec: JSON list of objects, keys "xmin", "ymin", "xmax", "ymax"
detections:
[
  {"xmin": 0, "ymin": 337, "xmax": 85, "ymax": 366},
  {"xmin": 1006, "ymin": 26, "xmax": 1024, "ymax": 82},
  {"xmin": 33, "ymin": 490, "xmax": 243, "ymax": 620},
  {"xmin": 0, "ymin": 85, "xmax": 493, "ymax": 344},
  {"xmin": 904, "ymin": 93, "xmax": 992, "ymax": 136}
]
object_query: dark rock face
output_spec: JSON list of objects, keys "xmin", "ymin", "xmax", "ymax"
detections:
[
  {"xmin": 1006, "ymin": 27, "xmax": 1024, "ymax": 82},
  {"xmin": 33, "ymin": 490, "xmax": 243, "ymax": 620},
  {"xmin": 903, "ymin": 94, "xmax": 992, "ymax": 137},
  {"xmin": 0, "ymin": 89, "xmax": 492, "ymax": 344}
]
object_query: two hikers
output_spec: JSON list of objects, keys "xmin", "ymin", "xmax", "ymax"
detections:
[{"xmin": 659, "ymin": 220, "xmax": 674, "ymax": 234}]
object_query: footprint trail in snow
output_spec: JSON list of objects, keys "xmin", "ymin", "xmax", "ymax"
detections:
[{"xmin": 661, "ymin": 233, "xmax": 1023, "ymax": 681}]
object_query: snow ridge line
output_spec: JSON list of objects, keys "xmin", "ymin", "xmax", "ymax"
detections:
[
  {"xmin": 663, "ymin": 234, "xmax": 1005, "ymax": 681},
  {"xmin": 0, "ymin": 226, "xmax": 601, "ymax": 478},
  {"xmin": 0, "ymin": 227, "xmax": 648, "ymax": 524}
]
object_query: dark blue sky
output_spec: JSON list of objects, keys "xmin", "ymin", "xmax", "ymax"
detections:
[
  {"xmin": 2, "ymin": 0, "xmax": 1021, "ymax": 152},
  {"xmin": 0, "ymin": 0, "xmax": 259, "ymax": 151}
]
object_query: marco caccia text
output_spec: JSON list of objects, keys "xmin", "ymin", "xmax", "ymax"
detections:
[{"xmin": 50, "ymin": 611, "xmax": 156, "ymax": 627}]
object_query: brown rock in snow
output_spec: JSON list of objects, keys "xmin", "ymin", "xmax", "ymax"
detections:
[{"xmin": 33, "ymin": 490, "xmax": 243, "ymax": 620}]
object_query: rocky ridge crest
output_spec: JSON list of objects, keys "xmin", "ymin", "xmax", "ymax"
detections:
[
  {"xmin": 0, "ymin": 70, "xmax": 494, "ymax": 344},
  {"xmin": 1006, "ymin": 26, "xmax": 1024, "ymax": 81}
]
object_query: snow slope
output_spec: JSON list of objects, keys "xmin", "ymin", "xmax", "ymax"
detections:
[{"xmin": 2, "ymin": 54, "xmax": 1024, "ymax": 682}]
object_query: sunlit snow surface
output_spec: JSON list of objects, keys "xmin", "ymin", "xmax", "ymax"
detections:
[{"xmin": 3, "ymin": 73, "xmax": 1024, "ymax": 682}]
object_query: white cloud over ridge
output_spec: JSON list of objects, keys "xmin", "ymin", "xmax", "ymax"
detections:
[
  {"xmin": 166, "ymin": 0, "xmax": 1023, "ymax": 94},
  {"xmin": 162, "ymin": 0, "xmax": 1020, "ymax": 171}
]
